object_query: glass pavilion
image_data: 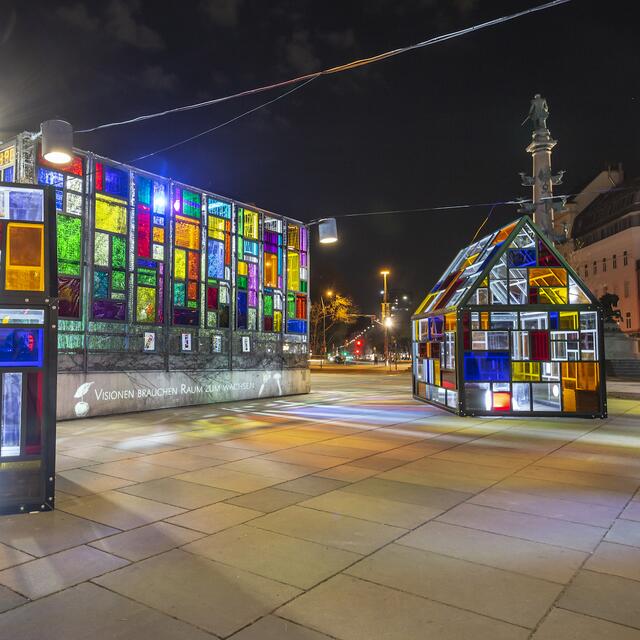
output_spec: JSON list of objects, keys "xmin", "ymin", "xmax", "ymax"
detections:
[{"xmin": 411, "ymin": 216, "xmax": 606, "ymax": 417}]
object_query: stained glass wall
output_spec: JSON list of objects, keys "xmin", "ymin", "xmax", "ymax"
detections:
[
  {"xmin": 286, "ymin": 223, "xmax": 308, "ymax": 334},
  {"xmin": 206, "ymin": 197, "xmax": 232, "ymax": 330},
  {"xmin": 263, "ymin": 216, "xmax": 284, "ymax": 332},
  {"xmin": 412, "ymin": 217, "xmax": 606, "ymax": 417}
]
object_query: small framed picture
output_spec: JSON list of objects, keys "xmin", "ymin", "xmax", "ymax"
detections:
[
  {"xmin": 181, "ymin": 333, "xmax": 192, "ymax": 352},
  {"xmin": 241, "ymin": 336, "xmax": 251, "ymax": 353},
  {"xmin": 143, "ymin": 332, "xmax": 155, "ymax": 352},
  {"xmin": 212, "ymin": 334, "xmax": 222, "ymax": 353}
]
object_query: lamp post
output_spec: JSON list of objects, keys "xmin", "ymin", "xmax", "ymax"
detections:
[
  {"xmin": 380, "ymin": 270, "xmax": 390, "ymax": 364},
  {"xmin": 321, "ymin": 289, "xmax": 334, "ymax": 363}
]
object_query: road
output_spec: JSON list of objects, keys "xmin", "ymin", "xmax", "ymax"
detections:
[{"xmin": 0, "ymin": 371, "xmax": 639, "ymax": 638}]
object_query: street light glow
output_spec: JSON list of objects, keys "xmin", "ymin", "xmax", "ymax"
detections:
[
  {"xmin": 380, "ymin": 269, "xmax": 390, "ymax": 276},
  {"xmin": 384, "ymin": 316, "xmax": 392, "ymax": 327}
]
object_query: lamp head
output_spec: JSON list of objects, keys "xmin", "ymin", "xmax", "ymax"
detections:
[
  {"xmin": 318, "ymin": 218, "xmax": 338, "ymax": 244},
  {"xmin": 41, "ymin": 120, "xmax": 73, "ymax": 165}
]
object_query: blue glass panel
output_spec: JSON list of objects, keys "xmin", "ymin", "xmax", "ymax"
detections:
[
  {"xmin": 153, "ymin": 215, "xmax": 164, "ymax": 226},
  {"xmin": 1, "ymin": 372, "xmax": 22, "ymax": 456},
  {"xmin": 207, "ymin": 198, "xmax": 231, "ymax": 219},
  {"xmin": 3, "ymin": 166, "xmax": 15, "ymax": 182},
  {"xmin": 37, "ymin": 168, "xmax": 64, "ymax": 188},
  {"xmin": 104, "ymin": 165, "xmax": 129, "ymax": 198},
  {"xmin": 244, "ymin": 240, "xmax": 259, "ymax": 256},
  {"xmin": 463, "ymin": 351, "xmax": 510, "ymax": 382},
  {"xmin": 207, "ymin": 239, "xmax": 225, "ymax": 279},
  {"xmin": 429, "ymin": 315, "xmax": 444, "ymax": 340},
  {"xmin": 287, "ymin": 319, "xmax": 307, "ymax": 333},
  {"xmin": 237, "ymin": 291, "xmax": 248, "ymax": 329},
  {"xmin": 94, "ymin": 271, "xmax": 109, "ymax": 299},
  {"xmin": 55, "ymin": 189, "xmax": 63, "ymax": 211},
  {"xmin": 137, "ymin": 258, "xmax": 156, "ymax": 268},
  {"xmin": 549, "ymin": 311, "xmax": 559, "ymax": 330},
  {"xmin": 508, "ymin": 248, "xmax": 536, "ymax": 268},
  {"xmin": 6, "ymin": 188, "xmax": 44, "ymax": 221},
  {"xmin": 0, "ymin": 329, "xmax": 44, "ymax": 367}
]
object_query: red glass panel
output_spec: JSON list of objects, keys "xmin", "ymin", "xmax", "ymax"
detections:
[
  {"xmin": 25, "ymin": 372, "xmax": 43, "ymax": 455},
  {"xmin": 264, "ymin": 316, "xmax": 273, "ymax": 331},
  {"xmin": 95, "ymin": 162, "xmax": 104, "ymax": 191},
  {"xmin": 137, "ymin": 208, "xmax": 151, "ymax": 258},
  {"xmin": 530, "ymin": 330, "xmax": 550, "ymax": 361},
  {"xmin": 538, "ymin": 240, "xmax": 561, "ymax": 267},
  {"xmin": 188, "ymin": 251, "xmax": 199, "ymax": 280},
  {"xmin": 462, "ymin": 312, "xmax": 471, "ymax": 350},
  {"xmin": 529, "ymin": 288, "xmax": 539, "ymax": 304},
  {"xmin": 492, "ymin": 391, "xmax": 511, "ymax": 411},
  {"xmin": 187, "ymin": 281, "xmax": 197, "ymax": 300},
  {"xmin": 296, "ymin": 294, "xmax": 307, "ymax": 319},
  {"xmin": 207, "ymin": 286, "xmax": 218, "ymax": 310}
]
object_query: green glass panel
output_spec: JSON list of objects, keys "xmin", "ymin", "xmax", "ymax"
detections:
[
  {"xmin": 287, "ymin": 292, "xmax": 295, "ymax": 317},
  {"xmin": 237, "ymin": 241, "xmax": 244, "ymax": 260},
  {"xmin": 112, "ymin": 292, "xmax": 125, "ymax": 300},
  {"xmin": 94, "ymin": 232, "xmax": 109, "ymax": 266},
  {"xmin": 136, "ymin": 286, "xmax": 156, "ymax": 323},
  {"xmin": 264, "ymin": 295, "xmax": 273, "ymax": 316},
  {"xmin": 187, "ymin": 300, "xmax": 197, "ymax": 308},
  {"xmin": 137, "ymin": 176, "xmax": 151, "ymax": 205},
  {"xmin": 237, "ymin": 275, "xmax": 247, "ymax": 289},
  {"xmin": 207, "ymin": 311, "xmax": 217, "ymax": 327},
  {"xmin": 137, "ymin": 267, "xmax": 156, "ymax": 286},
  {"xmin": 94, "ymin": 271, "xmax": 108, "ymax": 298},
  {"xmin": 174, "ymin": 282, "xmax": 185, "ymax": 306},
  {"xmin": 182, "ymin": 190, "xmax": 201, "ymax": 218},
  {"xmin": 112, "ymin": 235, "xmax": 126, "ymax": 268},
  {"xmin": 300, "ymin": 280, "xmax": 307, "ymax": 293},
  {"xmin": 112, "ymin": 270, "xmax": 125, "ymax": 291},
  {"xmin": 57, "ymin": 214, "xmax": 81, "ymax": 274}
]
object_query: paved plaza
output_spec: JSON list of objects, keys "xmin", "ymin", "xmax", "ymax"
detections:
[{"xmin": 1, "ymin": 371, "xmax": 640, "ymax": 638}]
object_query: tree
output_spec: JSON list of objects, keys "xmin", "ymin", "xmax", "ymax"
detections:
[
  {"xmin": 310, "ymin": 294, "xmax": 357, "ymax": 355},
  {"xmin": 599, "ymin": 293, "xmax": 622, "ymax": 323}
]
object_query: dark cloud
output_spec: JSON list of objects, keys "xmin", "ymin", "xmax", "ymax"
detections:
[
  {"xmin": 56, "ymin": 3, "xmax": 99, "ymax": 31},
  {"xmin": 200, "ymin": 0, "xmax": 244, "ymax": 27},
  {"xmin": 285, "ymin": 29, "xmax": 320, "ymax": 74},
  {"xmin": 139, "ymin": 65, "xmax": 178, "ymax": 92}
]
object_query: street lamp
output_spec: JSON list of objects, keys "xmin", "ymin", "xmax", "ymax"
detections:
[
  {"xmin": 40, "ymin": 120, "xmax": 74, "ymax": 165},
  {"xmin": 380, "ymin": 270, "xmax": 390, "ymax": 363},
  {"xmin": 321, "ymin": 289, "xmax": 334, "ymax": 363}
]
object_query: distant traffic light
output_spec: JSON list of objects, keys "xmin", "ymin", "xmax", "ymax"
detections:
[{"xmin": 356, "ymin": 339, "xmax": 363, "ymax": 347}]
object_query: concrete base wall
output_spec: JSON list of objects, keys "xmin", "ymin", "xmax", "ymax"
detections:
[{"xmin": 56, "ymin": 368, "xmax": 311, "ymax": 420}]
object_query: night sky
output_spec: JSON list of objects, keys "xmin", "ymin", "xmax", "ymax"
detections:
[{"xmin": 1, "ymin": 0, "xmax": 637, "ymax": 316}]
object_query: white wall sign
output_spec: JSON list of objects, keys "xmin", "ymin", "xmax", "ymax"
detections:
[
  {"xmin": 241, "ymin": 336, "xmax": 251, "ymax": 352},
  {"xmin": 181, "ymin": 333, "xmax": 192, "ymax": 352},
  {"xmin": 212, "ymin": 335, "xmax": 222, "ymax": 353},
  {"xmin": 143, "ymin": 332, "xmax": 155, "ymax": 351}
]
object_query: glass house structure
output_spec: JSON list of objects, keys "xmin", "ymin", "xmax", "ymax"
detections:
[{"xmin": 411, "ymin": 216, "xmax": 606, "ymax": 417}]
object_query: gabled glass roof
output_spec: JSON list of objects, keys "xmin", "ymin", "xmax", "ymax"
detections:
[{"xmin": 414, "ymin": 217, "xmax": 594, "ymax": 316}]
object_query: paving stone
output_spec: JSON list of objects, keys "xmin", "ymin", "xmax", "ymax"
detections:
[
  {"xmin": 277, "ymin": 573, "xmax": 528, "ymax": 640},
  {"xmin": 175, "ymin": 467, "xmax": 282, "ymax": 492},
  {"xmin": 275, "ymin": 476, "xmax": 350, "ymax": 496},
  {"xmin": 605, "ymin": 519, "xmax": 640, "ymax": 547},
  {"xmin": 378, "ymin": 465, "xmax": 496, "ymax": 493},
  {"xmin": 0, "ymin": 543, "xmax": 33, "ymax": 571},
  {"xmin": 315, "ymin": 465, "xmax": 379, "ymax": 482},
  {"xmin": 62, "ymin": 445, "xmax": 141, "ymax": 462},
  {"xmin": 218, "ymin": 458, "xmax": 319, "ymax": 480},
  {"xmin": 249, "ymin": 505, "xmax": 406, "ymax": 554},
  {"xmin": 532, "ymin": 608, "xmax": 640, "ymax": 639},
  {"xmin": 89, "ymin": 521, "xmax": 205, "ymax": 561},
  {"xmin": 95, "ymin": 548, "xmax": 300, "ymax": 637},
  {"xmin": 261, "ymin": 449, "xmax": 351, "ymax": 468},
  {"xmin": 439, "ymin": 503, "xmax": 606, "ymax": 552},
  {"xmin": 166, "ymin": 502, "xmax": 262, "ymax": 533},
  {"xmin": 0, "ymin": 545, "xmax": 128, "ymax": 599},
  {"xmin": 560, "ymin": 570, "xmax": 640, "ymax": 629},
  {"xmin": 0, "ymin": 582, "xmax": 216, "ymax": 639},
  {"xmin": 517, "ymin": 465, "xmax": 640, "ymax": 494},
  {"xmin": 585, "ymin": 541, "xmax": 640, "ymax": 581},
  {"xmin": 229, "ymin": 615, "xmax": 334, "ymax": 639},
  {"xmin": 188, "ymin": 443, "xmax": 260, "ymax": 460},
  {"xmin": 226, "ymin": 488, "xmax": 306, "ymax": 512},
  {"xmin": 621, "ymin": 500, "xmax": 640, "ymax": 521},
  {"xmin": 56, "ymin": 468, "xmax": 135, "ymax": 496},
  {"xmin": 184, "ymin": 524, "xmax": 361, "ymax": 588},
  {"xmin": 85, "ymin": 459, "xmax": 179, "ymax": 482},
  {"xmin": 347, "ymin": 543, "xmax": 561, "ymax": 628},
  {"xmin": 0, "ymin": 584, "xmax": 26, "ymax": 613},
  {"xmin": 59, "ymin": 490, "xmax": 185, "ymax": 530},
  {"xmin": 118, "ymin": 477, "xmax": 237, "ymax": 508},
  {"xmin": 136, "ymin": 450, "xmax": 224, "ymax": 470},
  {"xmin": 0, "ymin": 511, "xmax": 119, "ymax": 557}
]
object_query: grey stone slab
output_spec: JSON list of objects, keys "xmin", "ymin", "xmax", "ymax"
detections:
[
  {"xmin": 118, "ymin": 477, "xmax": 237, "ymax": 509},
  {"xmin": 470, "ymin": 488, "xmax": 620, "ymax": 527},
  {"xmin": 56, "ymin": 469, "xmax": 135, "ymax": 497},
  {"xmin": 226, "ymin": 488, "xmax": 306, "ymax": 512},
  {"xmin": 605, "ymin": 519, "xmax": 640, "ymax": 547},
  {"xmin": 0, "ymin": 511, "xmax": 119, "ymax": 557},
  {"xmin": 184, "ymin": 524, "xmax": 360, "ymax": 588},
  {"xmin": 136, "ymin": 450, "xmax": 224, "ymax": 470},
  {"xmin": 0, "ymin": 584, "xmax": 26, "ymax": 613},
  {"xmin": 0, "ymin": 545, "xmax": 128, "ymax": 599},
  {"xmin": 166, "ymin": 502, "xmax": 262, "ymax": 533},
  {"xmin": 189, "ymin": 443, "xmax": 260, "ymax": 460},
  {"xmin": 229, "ymin": 615, "xmax": 333, "ymax": 639},
  {"xmin": 250, "ymin": 505, "xmax": 406, "ymax": 554},
  {"xmin": 85, "ymin": 459, "xmax": 179, "ymax": 482},
  {"xmin": 275, "ymin": 476, "xmax": 350, "ymax": 496},
  {"xmin": 0, "ymin": 543, "xmax": 33, "ymax": 571},
  {"xmin": 89, "ymin": 521, "xmax": 205, "ymax": 561},
  {"xmin": 218, "ymin": 458, "xmax": 319, "ymax": 480},
  {"xmin": 62, "ymin": 445, "xmax": 142, "ymax": 462},
  {"xmin": 621, "ymin": 500, "xmax": 640, "ymax": 521},
  {"xmin": 315, "ymin": 465, "xmax": 378, "ymax": 482},
  {"xmin": 59, "ymin": 490, "xmax": 185, "ymax": 530},
  {"xmin": 95, "ymin": 548, "xmax": 300, "ymax": 637},
  {"xmin": 341, "ymin": 477, "xmax": 470, "ymax": 509},
  {"xmin": 560, "ymin": 570, "xmax": 640, "ymax": 629},
  {"xmin": 346, "ymin": 543, "xmax": 561, "ymax": 628},
  {"xmin": 439, "ymin": 503, "xmax": 606, "ymax": 552},
  {"xmin": 0, "ymin": 582, "xmax": 217, "ymax": 639},
  {"xmin": 175, "ymin": 467, "xmax": 282, "ymax": 492},
  {"xmin": 277, "ymin": 574, "xmax": 528, "ymax": 640},
  {"xmin": 398, "ymin": 520, "xmax": 587, "ymax": 584},
  {"xmin": 532, "ymin": 608, "xmax": 640, "ymax": 639},
  {"xmin": 517, "ymin": 465, "xmax": 640, "ymax": 494},
  {"xmin": 585, "ymin": 541, "xmax": 640, "ymax": 581},
  {"xmin": 299, "ymin": 490, "xmax": 441, "ymax": 528}
]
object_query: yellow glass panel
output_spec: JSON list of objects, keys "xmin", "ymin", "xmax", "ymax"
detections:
[
  {"xmin": 463, "ymin": 253, "xmax": 479, "ymax": 268},
  {"xmin": 208, "ymin": 215, "xmax": 226, "ymax": 241},
  {"xmin": 264, "ymin": 253, "xmax": 278, "ymax": 288},
  {"xmin": 577, "ymin": 362, "xmax": 599, "ymax": 391},
  {"xmin": 274, "ymin": 310, "xmax": 282, "ymax": 332},
  {"xmin": 529, "ymin": 267, "xmax": 567, "ymax": 287},
  {"xmin": 5, "ymin": 223, "xmax": 44, "ymax": 291},
  {"xmin": 244, "ymin": 209, "xmax": 259, "ymax": 240},
  {"xmin": 512, "ymin": 361, "xmax": 540, "ymax": 381},
  {"xmin": 433, "ymin": 359, "xmax": 441, "ymax": 386},
  {"xmin": 539, "ymin": 287, "xmax": 568, "ymax": 304},
  {"xmin": 415, "ymin": 292, "xmax": 436, "ymax": 315},
  {"xmin": 559, "ymin": 311, "xmax": 578, "ymax": 330},
  {"xmin": 95, "ymin": 194, "xmax": 127, "ymax": 234},
  {"xmin": 175, "ymin": 215, "xmax": 200, "ymax": 250},
  {"xmin": 153, "ymin": 226, "xmax": 164, "ymax": 243},
  {"xmin": 480, "ymin": 312, "xmax": 489, "ymax": 330},
  {"xmin": 287, "ymin": 252, "xmax": 300, "ymax": 291},
  {"xmin": 237, "ymin": 261, "xmax": 248, "ymax": 276},
  {"xmin": 174, "ymin": 249, "xmax": 186, "ymax": 280},
  {"xmin": 0, "ymin": 146, "xmax": 15, "ymax": 165},
  {"xmin": 445, "ymin": 313, "xmax": 456, "ymax": 332}
]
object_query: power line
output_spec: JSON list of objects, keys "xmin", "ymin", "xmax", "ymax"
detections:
[{"xmin": 77, "ymin": 0, "xmax": 571, "ymax": 135}]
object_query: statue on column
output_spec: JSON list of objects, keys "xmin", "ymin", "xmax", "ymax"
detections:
[{"xmin": 522, "ymin": 94, "xmax": 549, "ymax": 132}]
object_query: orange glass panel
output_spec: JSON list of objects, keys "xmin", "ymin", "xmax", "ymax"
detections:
[
  {"xmin": 187, "ymin": 281, "xmax": 197, "ymax": 300},
  {"xmin": 445, "ymin": 313, "xmax": 457, "ymax": 332},
  {"xmin": 264, "ymin": 253, "xmax": 278, "ymax": 288},
  {"xmin": 433, "ymin": 359, "xmax": 441, "ymax": 386},
  {"xmin": 6, "ymin": 223, "xmax": 44, "ymax": 291},
  {"xmin": 175, "ymin": 216, "xmax": 200, "ymax": 250},
  {"xmin": 493, "ymin": 222, "xmax": 517, "ymax": 244},
  {"xmin": 529, "ymin": 267, "xmax": 567, "ymax": 287},
  {"xmin": 480, "ymin": 312, "xmax": 489, "ymax": 330},
  {"xmin": 188, "ymin": 251, "xmax": 199, "ymax": 280},
  {"xmin": 153, "ymin": 226, "xmax": 164, "ymax": 243},
  {"xmin": 492, "ymin": 392, "xmax": 511, "ymax": 411}
]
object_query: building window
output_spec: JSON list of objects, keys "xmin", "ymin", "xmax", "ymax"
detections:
[
  {"xmin": 593, "ymin": 261, "xmax": 597, "ymax": 275},
  {"xmin": 602, "ymin": 257, "xmax": 607, "ymax": 272},
  {"xmin": 613, "ymin": 254, "xmax": 617, "ymax": 269},
  {"xmin": 624, "ymin": 251, "xmax": 628, "ymax": 266},
  {"xmin": 625, "ymin": 281, "xmax": 630, "ymax": 298},
  {"xmin": 584, "ymin": 264, "xmax": 588, "ymax": 277},
  {"xmin": 626, "ymin": 312, "xmax": 632, "ymax": 329}
]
